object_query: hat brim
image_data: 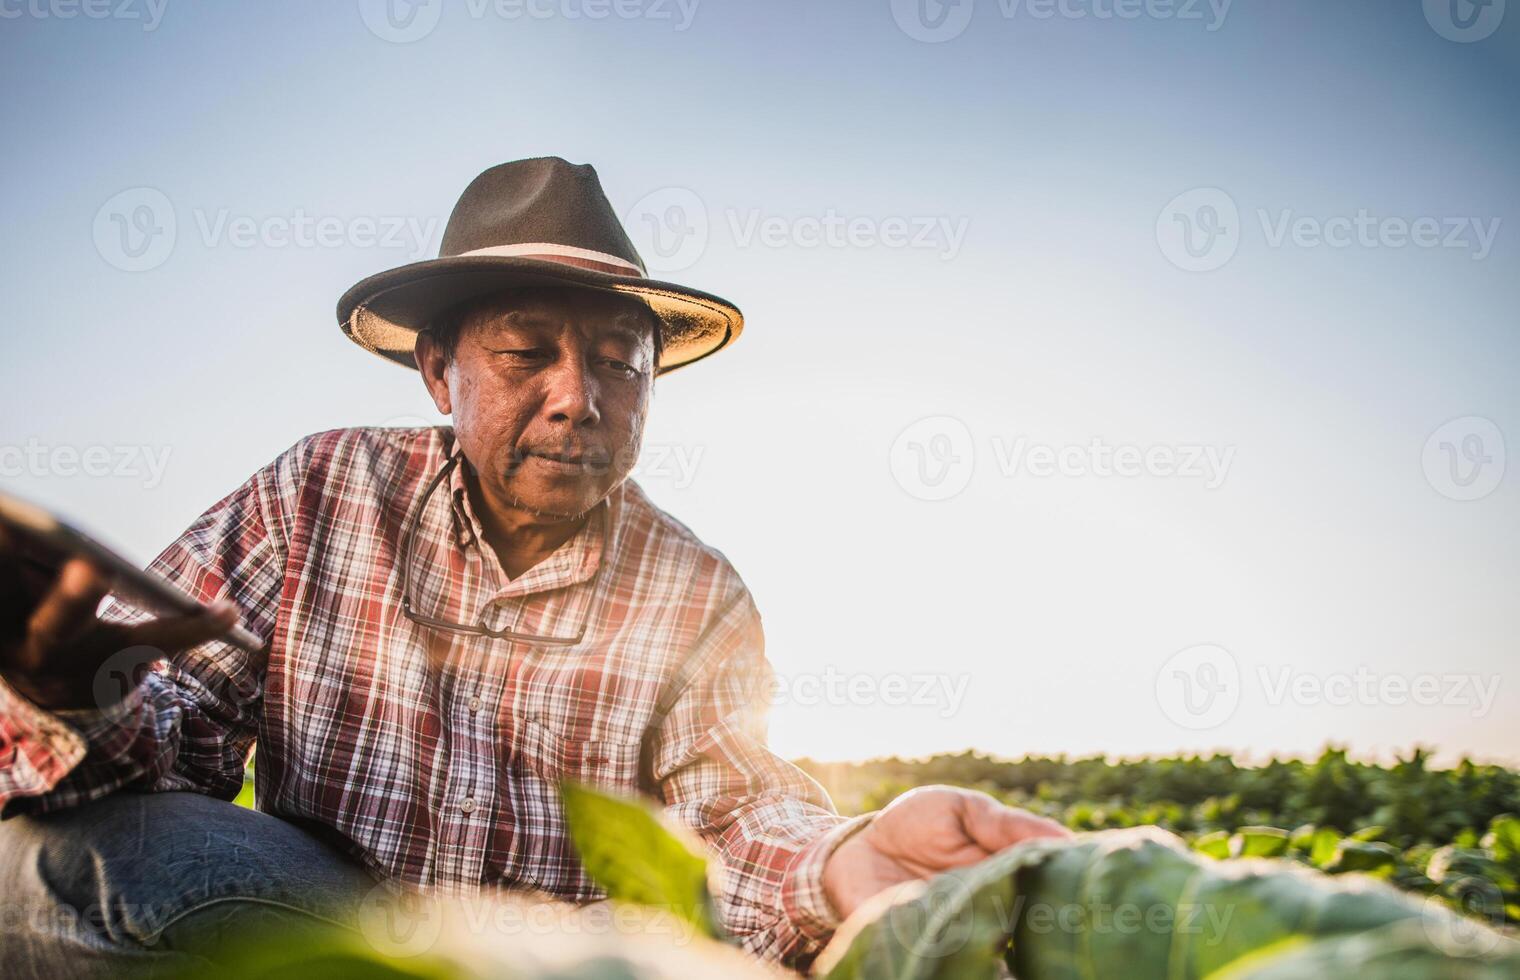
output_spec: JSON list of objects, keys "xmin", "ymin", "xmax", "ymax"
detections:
[{"xmin": 337, "ymin": 255, "xmax": 743, "ymax": 375}]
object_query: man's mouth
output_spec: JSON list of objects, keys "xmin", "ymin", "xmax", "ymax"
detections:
[{"xmin": 516, "ymin": 447, "xmax": 611, "ymax": 472}]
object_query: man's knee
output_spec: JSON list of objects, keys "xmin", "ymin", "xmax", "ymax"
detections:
[
  {"xmin": 0, "ymin": 791, "xmax": 374, "ymax": 954},
  {"xmin": 2, "ymin": 790, "xmax": 162, "ymax": 949}
]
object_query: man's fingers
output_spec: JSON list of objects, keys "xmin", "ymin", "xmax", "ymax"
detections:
[
  {"xmin": 963, "ymin": 794, "xmax": 1072, "ymax": 854},
  {"xmin": 1, "ymin": 529, "xmax": 74, "ymax": 624},
  {"xmin": 125, "ymin": 601, "xmax": 239, "ymax": 656},
  {"xmin": 25, "ymin": 558, "xmax": 112, "ymax": 653}
]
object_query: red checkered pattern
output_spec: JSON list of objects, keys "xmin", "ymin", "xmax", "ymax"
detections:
[{"xmin": 0, "ymin": 426, "xmax": 871, "ymax": 969}]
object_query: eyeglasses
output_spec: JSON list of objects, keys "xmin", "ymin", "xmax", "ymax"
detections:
[{"xmin": 399, "ymin": 450, "xmax": 602, "ymax": 646}]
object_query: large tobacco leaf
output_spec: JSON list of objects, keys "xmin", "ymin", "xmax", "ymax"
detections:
[
  {"xmin": 175, "ymin": 895, "xmax": 780, "ymax": 980},
  {"xmin": 815, "ymin": 827, "xmax": 1520, "ymax": 979},
  {"xmin": 817, "ymin": 836, "xmax": 1067, "ymax": 979},
  {"xmin": 559, "ymin": 781, "xmax": 724, "ymax": 941}
]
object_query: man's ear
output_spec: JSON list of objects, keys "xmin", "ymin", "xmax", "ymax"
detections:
[{"xmin": 413, "ymin": 333, "xmax": 453, "ymax": 415}]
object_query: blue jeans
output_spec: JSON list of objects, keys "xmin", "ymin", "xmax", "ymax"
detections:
[{"xmin": 0, "ymin": 791, "xmax": 377, "ymax": 979}]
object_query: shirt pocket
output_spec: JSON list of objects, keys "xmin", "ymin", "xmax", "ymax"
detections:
[{"xmin": 514, "ymin": 715, "xmax": 646, "ymax": 797}]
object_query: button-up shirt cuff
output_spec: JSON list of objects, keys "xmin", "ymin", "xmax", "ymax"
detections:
[{"xmin": 780, "ymin": 810, "xmax": 879, "ymax": 947}]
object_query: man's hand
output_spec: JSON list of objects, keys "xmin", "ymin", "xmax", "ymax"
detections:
[
  {"xmin": 0, "ymin": 528, "xmax": 238, "ymax": 712},
  {"xmin": 821, "ymin": 785, "xmax": 1071, "ymax": 921}
]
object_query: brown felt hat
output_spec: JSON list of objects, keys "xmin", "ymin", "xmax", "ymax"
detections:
[{"xmin": 338, "ymin": 157, "xmax": 742, "ymax": 375}]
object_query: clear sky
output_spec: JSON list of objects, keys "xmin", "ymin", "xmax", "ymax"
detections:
[{"xmin": 2, "ymin": 0, "xmax": 1516, "ymax": 766}]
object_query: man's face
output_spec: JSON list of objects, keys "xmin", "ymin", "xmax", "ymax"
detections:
[{"xmin": 417, "ymin": 286, "xmax": 657, "ymax": 520}]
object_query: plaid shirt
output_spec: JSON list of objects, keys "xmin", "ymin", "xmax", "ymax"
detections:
[{"xmin": 0, "ymin": 426, "xmax": 872, "ymax": 969}]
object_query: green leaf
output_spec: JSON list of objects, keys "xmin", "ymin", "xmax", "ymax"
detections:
[
  {"xmin": 1213, "ymin": 919, "xmax": 1520, "ymax": 979},
  {"xmin": 1426, "ymin": 847, "xmax": 1520, "ymax": 902},
  {"xmin": 1428, "ymin": 846, "xmax": 1498, "ymax": 885},
  {"xmin": 816, "ymin": 835, "xmax": 1065, "ymax": 980},
  {"xmin": 1308, "ymin": 828, "xmax": 1342, "ymax": 869},
  {"xmin": 1194, "ymin": 830, "xmax": 1231, "ymax": 860},
  {"xmin": 817, "ymin": 827, "xmax": 1518, "ymax": 980},
  {"xmin": 559, "ymin": 782, "xmax": 722, "ymax": 940},
  {"xmin": 1481, "ymin": 814, "xmax": 1520, "ymax": 868},
  {"xmin": 172, "ymin": 892, "xmax": 779, "ymax": 980},
  {"xmin": 1232, "ymin": 827, "xmax": 1290, "ymax": 859},
  {"xmin": 1287, "ymin": 824, "xmax": 1318, "ymax": 853},
  {"xmin": 1059, "ymin": 829, "xmax": 1202, "ymax": 980},
  {"xmin": 1324, "ymin": 841, "xmax": 1401, "ymax": 879}
]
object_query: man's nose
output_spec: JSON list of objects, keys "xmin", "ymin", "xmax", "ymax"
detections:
[{"xmin": 541, "ymin": 358, "xmax": 601, "ymax": 427}]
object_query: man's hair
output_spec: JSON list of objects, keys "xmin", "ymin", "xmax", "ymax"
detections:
[{"xmin": 419, "ymin": 286, "xmax": 664, "ymax": 370}]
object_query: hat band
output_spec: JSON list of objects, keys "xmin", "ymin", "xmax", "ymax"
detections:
[{"xmin": 455, "ymin": 242, "xmax": 645, "ymax": 278}]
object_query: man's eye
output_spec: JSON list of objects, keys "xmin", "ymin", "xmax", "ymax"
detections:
[
  {"xmin": 601, "ymin": 358, "xmax": 639, "ymax": 377},
  {"xmin": 493, "ymin": 348, "xmax": 548, "ymax": 361}
]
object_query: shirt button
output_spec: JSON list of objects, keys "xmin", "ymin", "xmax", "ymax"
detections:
[
  {"xmin": 468, "ymin": 697, "xmax": 483, "ymax": 713},
  {"xmin": 459, "ymin": 797, "xmax": 476, "ymax": 814}
]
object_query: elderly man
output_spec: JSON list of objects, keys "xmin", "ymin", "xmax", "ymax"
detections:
[{"xmin": 0, "ymin": 157, "xmax": 1065, "ymax": 975}]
